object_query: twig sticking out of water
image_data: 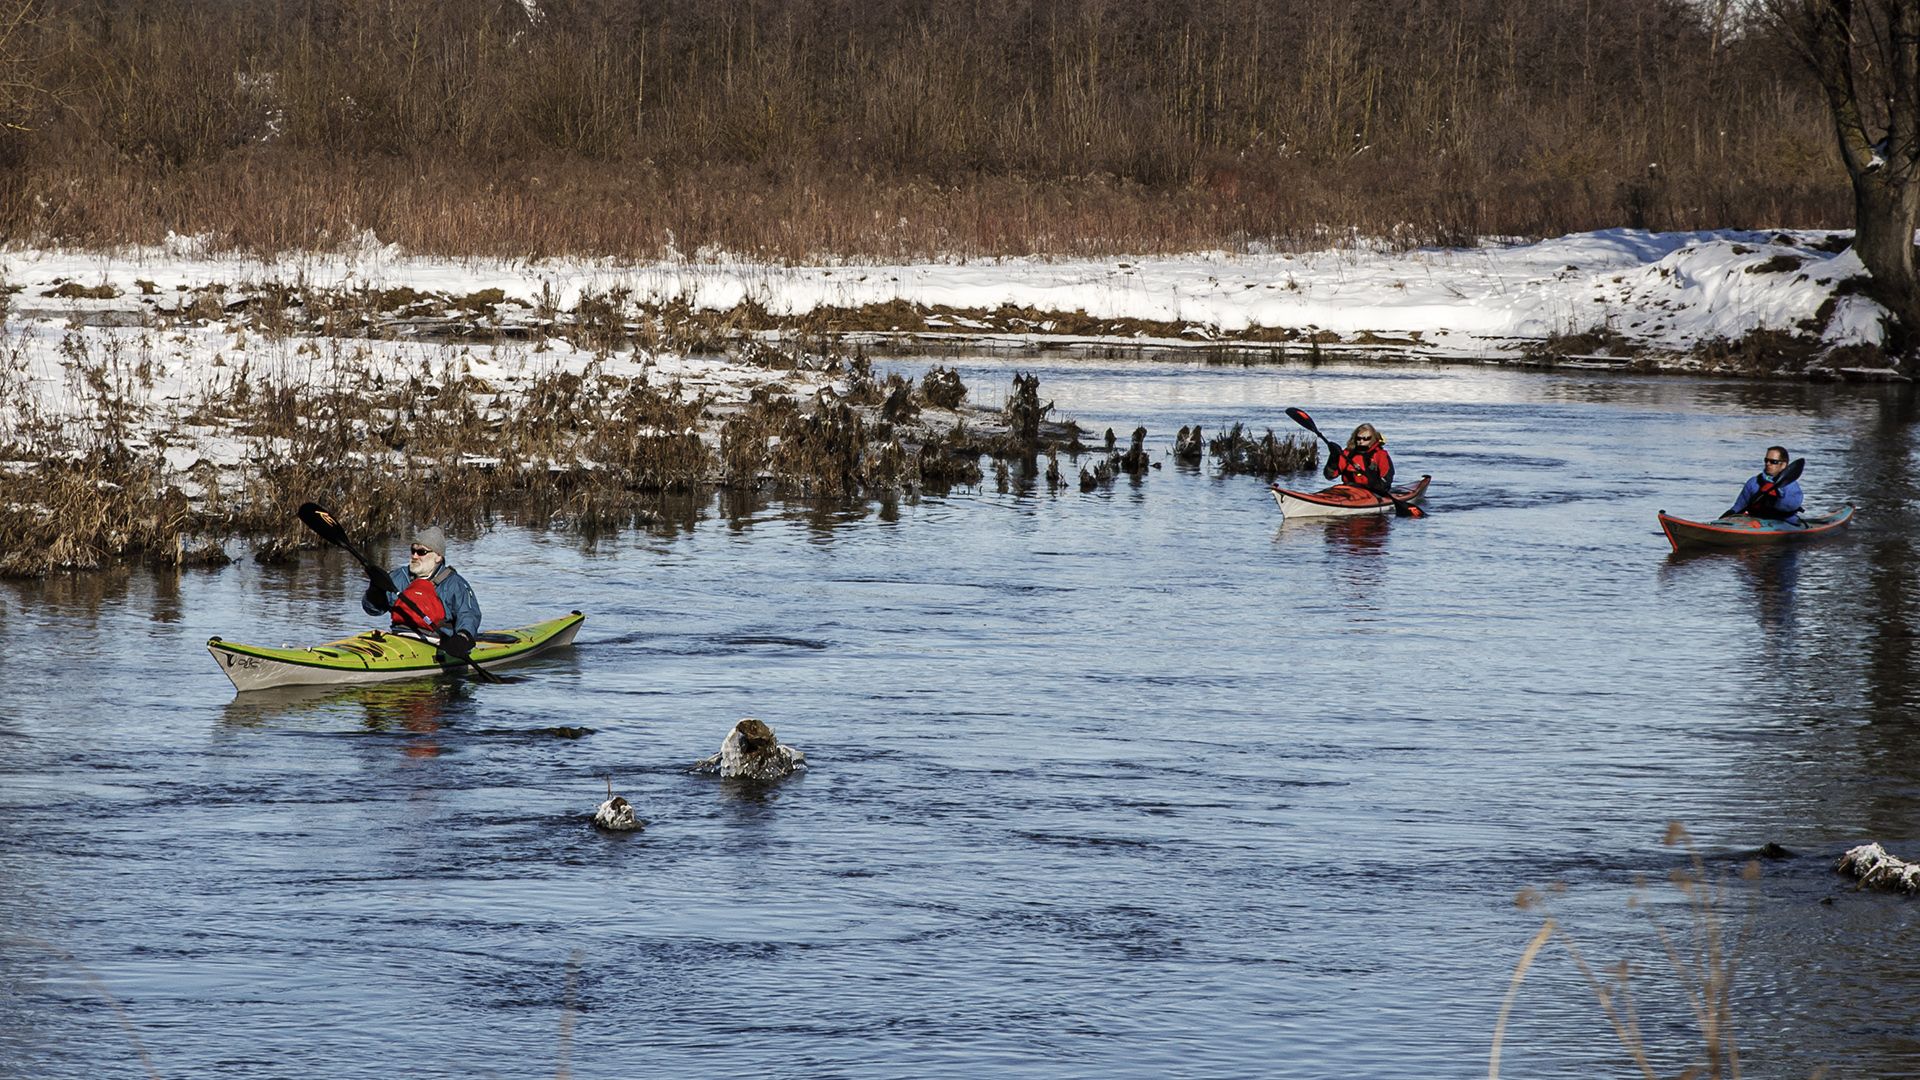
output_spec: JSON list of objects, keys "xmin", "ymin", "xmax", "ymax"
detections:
[
  {"xmin": 1489, "ymin": 822, "xmax": 1767, "ymax": 1080},
  {"xmin": 2, "ymin": 935, "xmax": 163, "ymax": 1080}
]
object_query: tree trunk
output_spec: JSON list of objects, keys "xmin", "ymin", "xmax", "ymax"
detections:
[
  {"xmin": 1853, "ymin": 172, "xmax": 1920, "ymax": 337},
  {"xmin": 1800, "ymin": 0, "xmax": 1920, "ymax": 351}
]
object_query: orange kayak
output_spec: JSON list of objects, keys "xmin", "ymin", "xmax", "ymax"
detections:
[{"xmin": 1271, "ymin": 475, "xmax": 1430, "ymax": 518}]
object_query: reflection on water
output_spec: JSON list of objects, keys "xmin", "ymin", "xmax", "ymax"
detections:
[
  {"xmin": 1662, "ymin": 546, "xmax": 1805, "ymax": 632},
  {"xmin": 4, "ymin": 360, "xmax": 1920, "ymax": 1079},
  {"xmin": 222, "ymin": 679, "xmax": 474, "ymax": 757}
]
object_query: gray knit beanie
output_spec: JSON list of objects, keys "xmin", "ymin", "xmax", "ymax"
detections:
[{"xmin": 412, "ymin": 526, "xmax": 448, "ymax": 558}]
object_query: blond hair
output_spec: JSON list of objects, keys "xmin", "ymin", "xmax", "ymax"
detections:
[{"xmin": 1345, "ymin": 424, "xmax": 1385, "ymax": 451}]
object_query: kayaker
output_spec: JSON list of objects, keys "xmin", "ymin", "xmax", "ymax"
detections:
[
  {"xmin": 362, "ymin": 526, "xmax": 483, "ymax": 655},
  {"xmin": 1322, "ymin": 423, "xmax": 1394, "ymax": 495},
  {"xmin": 1725, "ymin": 446, "xmax": 1802, "ymax": 523}
]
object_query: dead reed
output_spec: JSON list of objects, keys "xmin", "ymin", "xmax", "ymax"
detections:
[
  {"xmin": 1, "ymin": 935, "xmax": 163, "ymax": 1080},
  {"xmin": 1207, "ymin": 423, "xmax": 1318, "ymax": 477},
  {"xmin": 1490, "ymin": 823, "xmax": 1781, "ymax": 1080},
  {"xmin": 2, "ymin": 318, "xmax": 1094, "ymax": 574}
]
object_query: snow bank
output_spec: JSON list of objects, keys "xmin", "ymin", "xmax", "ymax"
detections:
[{"xmin": 0, "ymin": 227, "xmax": 1883, "ymax": 360}]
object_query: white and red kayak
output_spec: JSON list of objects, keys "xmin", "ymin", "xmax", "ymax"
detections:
[{"xmin": 1271, "ymin": 475, "xmax": 1430, "ymax": 518}]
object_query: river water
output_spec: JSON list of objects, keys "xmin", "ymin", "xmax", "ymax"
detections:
[{"xmin": 3, "ymin": 356, "xmax": 1918, "ymax": 1079}]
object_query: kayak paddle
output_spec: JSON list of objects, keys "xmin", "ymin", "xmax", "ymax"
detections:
[
  {"xmin": 296, "ymin": 502, "xmax": 504, "ymax": 684},
  {"xmin": 1284, "ymin": 407, "xmax": 1425, "ymax": 518}
]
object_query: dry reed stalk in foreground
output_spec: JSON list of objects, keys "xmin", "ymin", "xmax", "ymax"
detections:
[
  {"xmin": 1489, "ymin": 822, "xmax": 1777, "ymax": 1080},
  {"xmin": 556, "ymin": 948, "xmax": 583, "ymax": 1080},
  {"xmin": 1, "ymin": 935, "xmax": 163, "ymax": 1080}
]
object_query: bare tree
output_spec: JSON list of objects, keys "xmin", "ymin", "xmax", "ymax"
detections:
[
  {"xmin": 0, "ymin": 0, "xmax": 49, "ymax": 135},
  {"xmin": 1774, "ymin": 0, "xmax": 1920, "ymax": 342}
]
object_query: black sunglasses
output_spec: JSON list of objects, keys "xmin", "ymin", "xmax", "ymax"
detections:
[
  {"xmin": 1764, "ymin": 457, "xmax": 1786, "ymax": 465},
  {"xmin": 410, "ymin": 546, "xmax": 434, "ymax": 556}
]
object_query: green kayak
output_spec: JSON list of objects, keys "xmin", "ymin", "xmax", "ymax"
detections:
[{"xmin": 208, "ymin": 612, "xmax": 583, "ymax": 692}]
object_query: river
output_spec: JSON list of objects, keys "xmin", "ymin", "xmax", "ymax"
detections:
[{"xmin": 3, "ymin": 355, "xmax": 1917, "ymax": 1079}]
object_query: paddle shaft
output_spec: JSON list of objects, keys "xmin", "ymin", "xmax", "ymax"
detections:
[
  {"xmin": 296, "ymin": 503, "xmax": 503, "ymax": 683},
  {"xmin": 1283, "ymin": 408, "xmax": 1423, "ymax": 518}
]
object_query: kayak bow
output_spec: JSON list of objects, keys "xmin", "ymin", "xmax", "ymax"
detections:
[{"xmin": 208, "ymin": 612, "xmax": 583, "ymax": 692}]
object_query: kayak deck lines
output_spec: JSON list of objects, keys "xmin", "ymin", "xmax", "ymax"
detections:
[{"xmin": 208, "ymin": 611, "xmax": 584, "ymax": 692}]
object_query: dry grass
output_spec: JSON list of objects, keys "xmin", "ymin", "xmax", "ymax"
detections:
[
  {"xmin": 0, "ymin": 0, "xmax": 1852, "ymax": 259},
  {"xmin": 1207, "ymin": 423, "xmax": 1319, "ymax": 477},
  {"xmin": 1, "ymin": 315, "xmax": 1101, "ymax": 573},
  {"xmin": 1490, "ymin": 823, "xmax": 1794, "ymax": 1080},
  {"xmin": 0, "ymin": 935, "xmax": 162, "ymax": 1080}
]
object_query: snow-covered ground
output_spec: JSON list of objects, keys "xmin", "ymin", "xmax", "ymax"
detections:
[
  {"xmin": 0, "ymin": 227, "xmax": 1894, "ymax": 501},
  {"xmin": 0, "ymin": 226, "xmax": 1887, "ymax": 357}
]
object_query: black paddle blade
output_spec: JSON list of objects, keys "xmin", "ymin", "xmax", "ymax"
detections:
[
  {"xmin": 297, "ymin": 501, "xmax": 389, "ymax": 585},
  {"xmin": 296, "ymin": 502, "xmax": 348, "ymax": 545},
  {"xmin": 1285, "ymin": 406, "xmax": 1320, "ymax": 435}
]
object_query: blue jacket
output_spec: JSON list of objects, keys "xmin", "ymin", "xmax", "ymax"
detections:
[
  {"xmin": 1726, "ymin": 474, "xmax": 1802, "ymax": 523},
  {"xmin": 361, "ymin": 564, "xmax": 483, "ymax": 637}
]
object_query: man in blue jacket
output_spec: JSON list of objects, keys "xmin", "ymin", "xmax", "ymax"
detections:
[
  {"xmin": 1726, "ymin": 446, "xmax": 1802, "ymax": 523},
  {"xmin": 362, "ymin": 526, "xmax": 484, "ymax": 656}
]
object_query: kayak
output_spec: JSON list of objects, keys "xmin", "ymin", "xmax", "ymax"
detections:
[
  {"xmin": 1271, "ymin": 475, "xmax": 1431, "ymax": 518},
  {"xmin": 208, "ymin": 611, "xmax": 584, "ymax": 692},
  {"xmin": 1657, "ymin": 506, "xmax": 1855, "ymax": 552}
]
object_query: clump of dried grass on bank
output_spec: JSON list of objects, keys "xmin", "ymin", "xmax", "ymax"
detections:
[
  {"xmin": 1489, "ymin": 823, "xmax": 1816, "ymax": 1080},
  {"xmin": 1207, "ymin": 423, "xmax": 1318, "ymax": 477},
  {"xmin": 1, "ymin": 323, "xmax": 1098, "ymax": 575}
]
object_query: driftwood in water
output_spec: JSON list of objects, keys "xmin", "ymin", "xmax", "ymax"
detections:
[{"xmin": 1837, "ymin": 843, "xmax": 1920, "ymax": 893}]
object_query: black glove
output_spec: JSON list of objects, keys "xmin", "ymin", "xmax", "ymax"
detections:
[
  {"xmin": 363, "ymin": 584, "xmax": 391, "ymax": 612},
  {"xmin": 444, "ymin": 629, "xmax": 476, "ymax": 657}
]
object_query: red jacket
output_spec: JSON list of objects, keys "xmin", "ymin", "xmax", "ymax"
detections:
[{"xmin": 1325, "ymin": 444, "xmax": 1394, "ymax": 493}]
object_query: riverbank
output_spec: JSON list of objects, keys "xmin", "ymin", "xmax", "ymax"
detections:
[
  {"xmin": 5, "ymin": 227, "xmax": 1898, "ymax": 369},
  {"xmin": 0, "ymin": 227, "xmax": 1897, "ymax": 575}
]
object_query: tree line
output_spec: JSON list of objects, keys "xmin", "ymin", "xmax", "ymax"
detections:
[{"xmin": 0, "ymin": 0, "xmax": 1851, "ymax": 257}]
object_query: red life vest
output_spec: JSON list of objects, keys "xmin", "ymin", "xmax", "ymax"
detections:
[
  {"xmin": 1335, "ymin": 444, "xmax": 1394, "ymax": 490},
  {"xmin": 391, "ymin": 569, "xmax": 449, "ymax": 633}
]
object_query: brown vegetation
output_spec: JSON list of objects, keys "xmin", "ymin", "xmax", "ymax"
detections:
[
  {"xmin": 1492, "ymin": 824, "xmax": 1767, "ymax": 1080},
  {"xmin": 0, "ymin": 0, "xmax": 1850, "ymax": 259},
  {"xmin": 1208, "ymin": 423, "xmax": 1318, "ymax": 476},
  {"xmin": 0, "ymin": 320, "xmax": 1102, "ymax": 574}
]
